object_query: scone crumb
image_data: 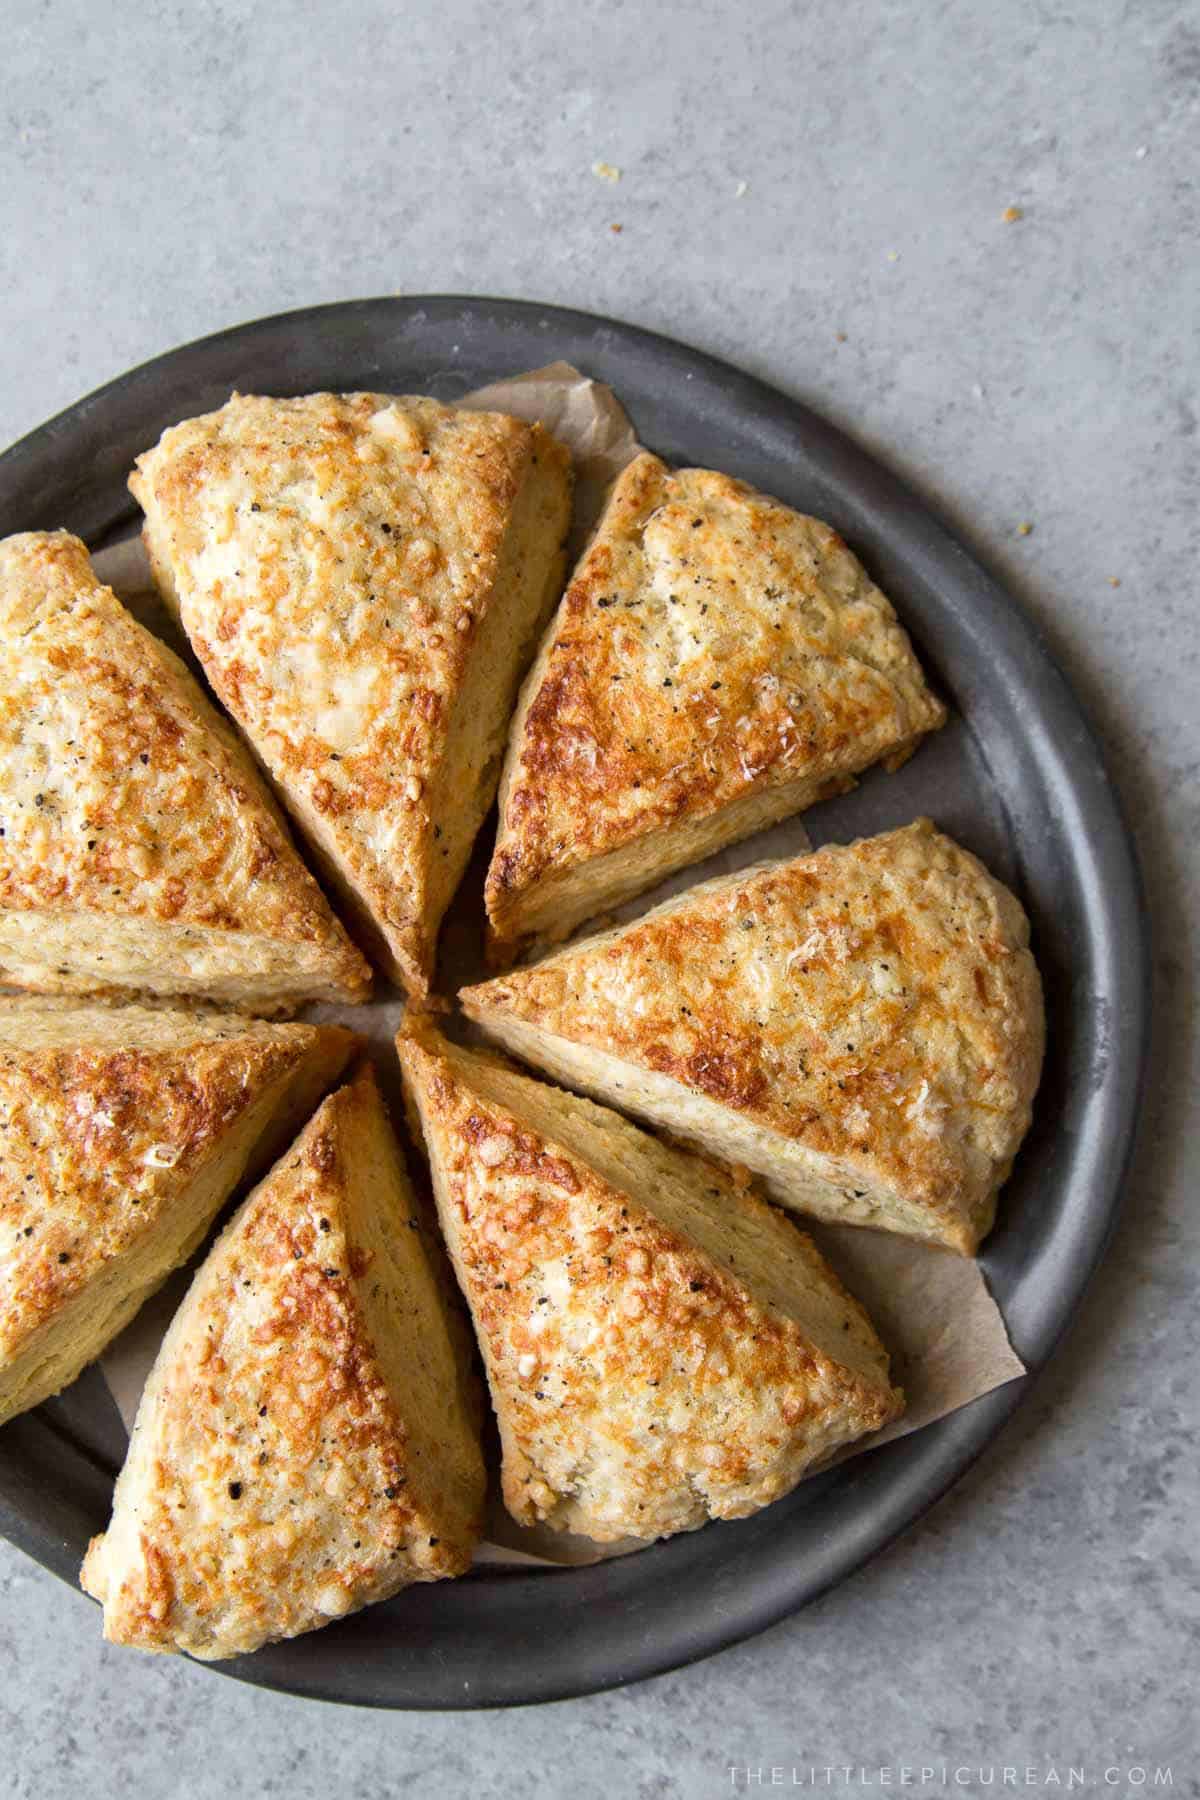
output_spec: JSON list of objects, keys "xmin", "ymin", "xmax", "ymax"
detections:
[
  {"xmin": 315, "ymin": 1581, "xmax": 354, "ymax": 1618},
  {"xmin": 1108, "ymin": 576, "xmax": 1122, "ymax": 587},
  {"xmin": 592, "ymin": 160, "xmax": 621, "ymax": 183},
  {"xmin": 1002, "ymin": 205, "xmax": 1024, "ymax": 222},
  {"xmin": 1016, "ymin": 520, "xmax": 1034, "ymax": 537},
  {"xmin": 610, "ymin": 222, "xmax": 623, "ymax": 234}
]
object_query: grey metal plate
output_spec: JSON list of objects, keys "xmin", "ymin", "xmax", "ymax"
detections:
[{"xmin": 0, "ymin": 297, "xmax": 1149, "ymax": 1708}]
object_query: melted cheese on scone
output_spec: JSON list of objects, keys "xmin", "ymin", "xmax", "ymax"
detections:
[
  {"xmin": 81, "ymin": 1066, "xmax": 485, "ymax": 1659},
  {"xmin": 398, "ymin": 1023, "xmax": 901, "ymax": 1543},
  {"xmin": 463, "ymin": 820, "xmax": 1045, "ymax": 1255},
  {"xmin": 131, "ymin": 393, "xmax": 572, "ymax": 996},
  {"xmin": 0, "ymin": 999, "xmax": 354, "ymax": 1426},
  {"xmin": 0, "ymin": 531, "xmax": 370, "ymax": 1008},
  {"xmin": 485, "ymin": 453, "xmax": 945, "ymax": 959}
]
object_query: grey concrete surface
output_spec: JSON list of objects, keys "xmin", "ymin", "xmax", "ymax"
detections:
[{"xmin": 1, "ymin": 0, "xmax": 1197, "ymax": 1794}]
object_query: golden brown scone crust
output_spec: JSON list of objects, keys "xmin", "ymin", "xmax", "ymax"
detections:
[
  {"xmin": 81, "ymin": 1066, "xmax": 485, "ymax": 1659},
  {"xmin": 131, "ymin": 394, "xmax": 572, "ymax": 996},
  {"xmin": 463, "ymin": 821, "xmax": 1045, "ymax": 1254},
  {"xmin": 486, "ymin": 453, "xmax": 945, "ymax": 957},
  {"xmin": 0, "ymin": 999, "xmax": 355, "ymax": 1426},
  {"xmin": 0, "ymin": 531, "xmax": 370, "ymax": 1007},
  {"xmin": 398, "ymin": 1022, "xmax": 901, "ymax": 1543}
]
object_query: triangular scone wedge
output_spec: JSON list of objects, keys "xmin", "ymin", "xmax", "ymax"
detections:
[
  {"xmin": 464, "ymin": 820, "xmax": 1045, "ymax": 1255},
  {"xmin": 485, "ymin": 452, "xmax": 946, "ymax": 960},
  {"xmin": 0, "ymin": 532, "xmax": 370, "ymax": 1008},
  {"xmin": 398, "ymin": 1022, "xmax": 902, "ymax": 1544},
  {"xmin": 0, "ymin": 999, "xmax": 355, "ymax": 1427},
  {"xmin": 131, "ymin": 393, "xmax": 573, "ymax": 996},
  {"xmin": 81, "ymin": 1065, "xmax": 486, "ymax": 1659}
]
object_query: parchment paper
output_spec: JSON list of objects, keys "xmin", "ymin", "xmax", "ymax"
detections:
[{"xmin": 93, "ymin": 365, "xmax": 1024, "ymax": 1571}]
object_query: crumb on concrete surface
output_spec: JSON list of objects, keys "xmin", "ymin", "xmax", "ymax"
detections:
[
  {"xmin": 610, "ymin": 222, "xmax": 623, "ymax": 233},
  {"xmin": 734, "ymin": 179, "xmax": 748, "ymax": 198},
  {"xmin": 1109, "ymin": 576, "xmax": 1122, "ymax": 587},
  {"xmin": 835, "ymin": 331, "xmax": 847, "ymax": 342},
  {"xmin": 1016, "ymin": 520, "xmax": 1034, "ymax": 536},
  {"xmin": 1002, "ymin": 205, "xmax": 1024, "ymax": 222},
  {"xmin": 592, "ymin": 160, "xmax": 621, "ymax": 182}
]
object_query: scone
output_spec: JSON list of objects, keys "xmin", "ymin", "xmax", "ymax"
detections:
[
  {"xmin": 0, "ymin": 531, "xmax": 370, "ymax": 1009},
  {"xmin": 81, "ymin": 1065, "xmax": 486, "ymax": 1659},
  {"xmin": 397, "ymin": 1022, "xmax": 902, "ymax": 1543},
  {"xmin": 485, "ymin": 453, "xmax": 945, "ymax": 961},
  {"xmin": 463, "ymin": 820, "xmax": 1045, "ymax": 1255},
  {"xmin": 0, "ymin": 999, "xmax": 355, "ymax": 1427},
  {"xmin": 131, "ymin": 393, "xmax": 573, "ymax": 997}
]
